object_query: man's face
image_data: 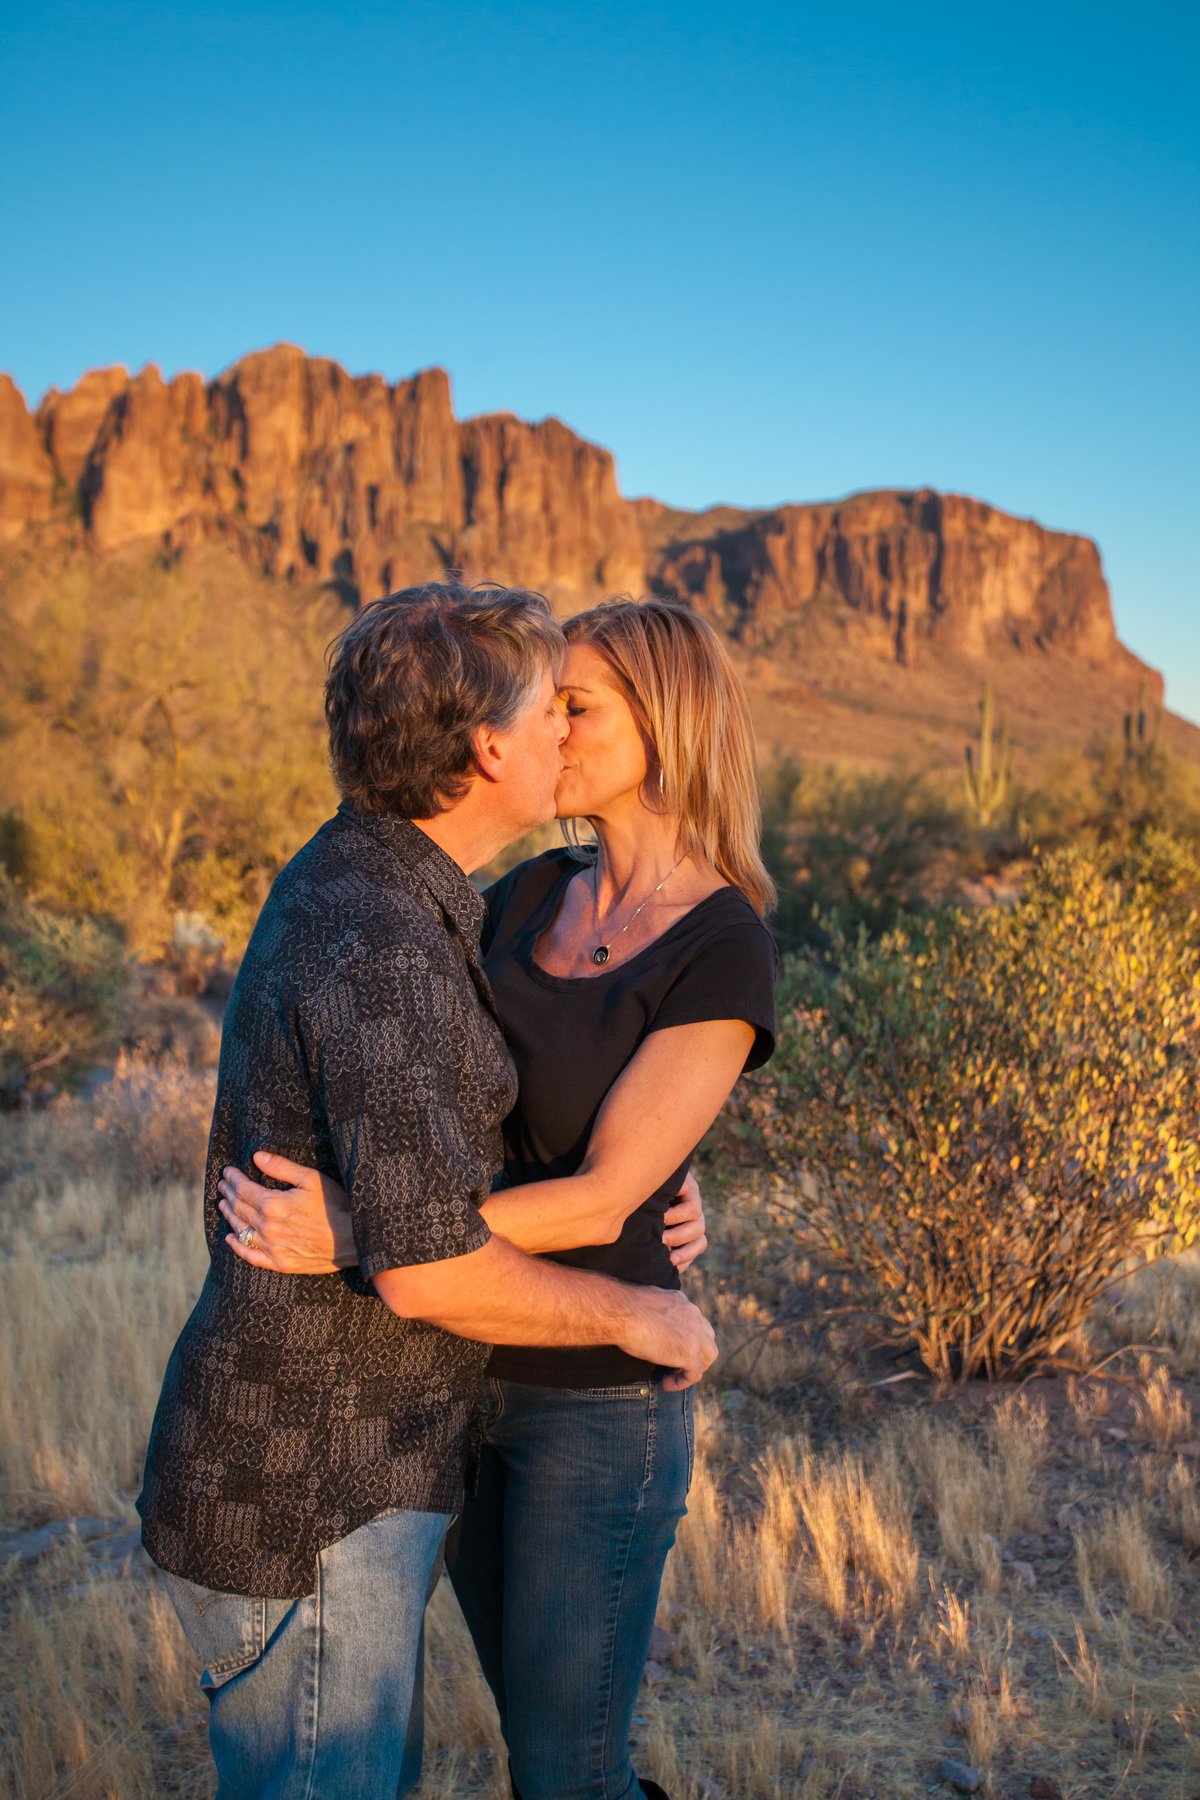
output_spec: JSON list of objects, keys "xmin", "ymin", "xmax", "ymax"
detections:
[{"xmin": 495, "ymin": 664, "xmax": 569, "ymax": 832}]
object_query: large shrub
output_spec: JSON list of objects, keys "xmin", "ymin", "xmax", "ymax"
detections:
[
  {"xmin": 760, "ymin": 759, "xmax": 971, "ymax": 955},
  {"xmin": 0, "ymin": 546, "xmax": 342, "ymax": 953},
  {"xmin": 0, "ymin": 874, "xmax": 129, "ymax": 1102},
  {"xmin": 760, "ymin": 845, "xmax": 1200, "ymax": 1381}
]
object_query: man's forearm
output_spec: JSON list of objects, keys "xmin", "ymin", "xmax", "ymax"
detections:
[{"xmin": 373, "ymin": 1233, "xmax": 636, "ymax": 1346}]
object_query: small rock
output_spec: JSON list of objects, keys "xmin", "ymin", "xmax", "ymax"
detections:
[
  {"xmin": 1174, "ymin": 1439, "xmax": 1200, "ymax": 1457},
  {"xmin": 1111, "ymin": 1712, "xmax": 1135, "ymax": 1748},
  {"xmin": 1029, "ymin": 1779, "xmax": 1062, "ymax": 1799},
  {"xmin": 647, "ymin": 1624, "xmax": 677, "ymax": 1661},
  {"xmin": 1007, "ymin": 1559, "xmax": 1037, "ymax": 1591},
  {"xmin": 1055, "ymin": 1505, "xmax": 1084, "ymax": 1531},
  {"xmin": 694, "ymin": 1779, "xmax": 726, "ymax": 1800},
  {"xmin": 1104, "ymin": 1425, "xmax": 1129, "ymax": 1442},
  {"xmin": 938, "ymin": 1758, "xmax": 984, "ymax": 1794},
  {"xmin": 641, "ymin": 1659, "xmax": 668, "ymax": 1683},
  {"xmin": 0, "ymin": 1516, "xmax": 128, "ymax": 1569}
]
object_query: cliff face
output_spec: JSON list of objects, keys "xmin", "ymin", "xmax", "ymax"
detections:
[
  {"xmin": 26, "ymin": 345, "xmax": 644, "ymax": 605},
  {"xmin": 0, "ymin": 344, "xmax": 1159, "ymax": 699},
  {"xmin": 650, "ymin": 488, "xmax": 1135, "ymax": 676}
]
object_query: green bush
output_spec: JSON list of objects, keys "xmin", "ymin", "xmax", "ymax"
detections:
[
  {"xmin": 759, "ymin": 843, "xmax": 1200, "ymax": 1381},
  {"xmin": 0, "ymin": 546, "xmax": 343, "ymax": 954},
  {"xmin": 0, "ymin": 875, "xmax": 129, "ymax": 1102},
  {"xmin": 760, "ymin": 760, "xmax": 971, "ymax": 954}
]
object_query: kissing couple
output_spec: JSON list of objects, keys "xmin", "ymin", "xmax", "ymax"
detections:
[{"xmin": 139, "ymin": 582, "xmax": 778, "ymax": 1799}]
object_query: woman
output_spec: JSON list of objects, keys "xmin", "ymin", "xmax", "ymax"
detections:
[{"xmin": 219, "ymin": 598, "xmax": 778, "ymax": 1800}]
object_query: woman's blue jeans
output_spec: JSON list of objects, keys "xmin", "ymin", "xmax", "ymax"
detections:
[{"xmin": 448, "ymin": 1376, "xmax": 694, "ymax": 1800}]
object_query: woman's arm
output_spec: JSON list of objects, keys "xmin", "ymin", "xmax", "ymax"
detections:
[
  {"xmin": 219, "ymin": 1159, "xmax": 709, "ymax": 1272},
  {"xmin": 479, "ymin": 1017, "xmax": 752, "ymax": 1251},
  {"xmin": 219, "ymin": 1016, "xmax": 749, "ymax": 1268}
]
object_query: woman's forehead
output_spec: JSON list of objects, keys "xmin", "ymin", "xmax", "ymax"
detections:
[{"xmin": 560, "ymin": 642, "xmax": 614, "ymax": 689}]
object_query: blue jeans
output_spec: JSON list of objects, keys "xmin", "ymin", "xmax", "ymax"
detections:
[
  {"xmin": 448, "ymin": 1376, "xmax": 693, "ymax": 1800},
  {"xmin": 162, "ymin": 1507, "xmax": 451, "ymax": 1800}
]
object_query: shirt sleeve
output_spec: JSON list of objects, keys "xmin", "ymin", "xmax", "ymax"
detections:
[
  {"xmin": 646, "ymin": 916, "xmax": 779, "ymax": 1071},
  {"xmin": 300, "ymin": 949, "xmax": 494, "ymax": 1280}
]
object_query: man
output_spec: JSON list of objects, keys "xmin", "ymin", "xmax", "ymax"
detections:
[{"xmin": 138, "ymin": 582, "xmax": 716, "ymax": 1800}]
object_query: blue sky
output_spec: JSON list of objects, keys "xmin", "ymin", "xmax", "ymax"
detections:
[{"xmin": 3, "ymin": 1, "xmax": 1198, "ymax": 721}]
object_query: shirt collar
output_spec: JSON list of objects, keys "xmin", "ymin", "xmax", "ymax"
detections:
[{"xmin": 336, "ymin": 803, "xmax": 486, "ymax": 940}]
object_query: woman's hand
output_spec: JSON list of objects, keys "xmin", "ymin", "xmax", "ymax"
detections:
[
  {"xmin": 218, "ymin": 1152, "xmax": 358, "ymax": 1275},
  {"xmin": 663, "ymin": 1170, "xmax": 708, "ymax": 1275}
]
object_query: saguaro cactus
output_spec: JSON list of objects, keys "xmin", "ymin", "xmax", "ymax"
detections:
[
  {"xmin": 964, "ymin": 684, "xmax": 1010, "ymax": 826},
  {"xmin": 1124, "ymin": 681, "xmax": 1161, "ymax": 768}
]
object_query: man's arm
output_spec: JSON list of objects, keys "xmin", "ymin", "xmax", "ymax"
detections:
[
  {"xmin": 373, "ymin": 1233, "xmax": 716, "ymax": 1388},
  {"xmin": 299, "ymin": 947, "xmax": 715, "ymax": 1385}
]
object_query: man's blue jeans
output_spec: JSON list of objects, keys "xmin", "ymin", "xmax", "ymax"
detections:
[
  {"xmin": 448, "ymin": 1377, "xmax": 693, "ymax": 1800},
  {"xmin": 162, "ymin": 1507, "xmax": 451, "ymax": 1800}
]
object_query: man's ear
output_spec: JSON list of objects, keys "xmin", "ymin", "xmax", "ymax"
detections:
[{"xmin": 471, "ymin": 721, "xmax": 506, "ymax": 786}]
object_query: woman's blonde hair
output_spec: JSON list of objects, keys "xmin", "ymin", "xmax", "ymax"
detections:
[{"xmin": 563, "ymin": 598, "xmax": 776, "ymax": 917}]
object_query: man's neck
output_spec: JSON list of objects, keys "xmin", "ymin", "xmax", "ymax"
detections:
[{"xmin": 409, "ymin": 790, "xmax": 518, "ymax": 877}]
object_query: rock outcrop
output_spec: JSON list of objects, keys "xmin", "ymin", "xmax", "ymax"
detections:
[
  {"xmin": 0, "ymin": 345, "xmax": 1159, "ymax": 697},
  {"xmin": 649, "ymin": 488, "xmax": 1142, "ymax": 682},
  {"xmin": 0, "ymin": 375, "xmax": 54, "ymax": 541},
  {"xmin": 13, "ymin": 345, "xmax": 643, "ymax": 605}
]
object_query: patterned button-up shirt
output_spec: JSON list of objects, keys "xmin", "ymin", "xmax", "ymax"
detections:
[{"xmin": 139, "ymin": 806, "xmax": 516, "ymax": 1598}]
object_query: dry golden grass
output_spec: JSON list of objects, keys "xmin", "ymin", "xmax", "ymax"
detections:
[
  {"xmin": 2, "ymin": 1093, "xmax": 1199, "ymax": 1799},
  {"xmin": 1133, "ymin": 1362, "xmax": 1196, "ymax": 1447},
  {"xmin": 1109, "ymin": 1254, "xmax": 1200, "ymax": 1378}
]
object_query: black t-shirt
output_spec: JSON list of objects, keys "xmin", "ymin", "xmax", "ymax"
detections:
[{"xmin": 480, "ymin": 847, "xmax": 778, "ymax": 1386}]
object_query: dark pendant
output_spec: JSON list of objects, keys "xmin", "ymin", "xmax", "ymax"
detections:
[{"xmin": 591, "ymin": 945, "xmax": 610, "ymax": 965}]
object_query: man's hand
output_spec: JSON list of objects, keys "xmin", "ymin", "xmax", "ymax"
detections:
[{"xmin": 617, "ymin": 1286, "xmax": 717, "ymax": 1392}]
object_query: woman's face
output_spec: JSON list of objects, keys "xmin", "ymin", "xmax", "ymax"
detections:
[{"xmin": 554, "ymin": 643, "xmax": 651, "ymax": 820}]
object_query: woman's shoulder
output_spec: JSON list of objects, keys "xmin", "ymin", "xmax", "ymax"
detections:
[{"xmin": 680, "ymin": 884, "xmax": 778, "ymax": 964}]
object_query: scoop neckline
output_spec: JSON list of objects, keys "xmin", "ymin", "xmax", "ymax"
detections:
[{"xmin": 517, "ymin": 854, "xmax": 744, "ymax": 991}]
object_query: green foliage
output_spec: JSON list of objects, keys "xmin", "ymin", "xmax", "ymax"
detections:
[
  {"xmin": 760, "ymin": 760, "xmax": 970, "ymax": 955},
  {"xmin": 0, "ymin": 873, "xmax": 129, "ymax": 1101},
  {"xmin": 963, "ymin": 684, "xmax": 1011, "ymax": 827},
  {"xmin": 0, "ymin": 547, "xmax": 344, "ymax": 953},
  {"xmin": 759, "ymin": 843, "xmax": 1200, "ymax": 1381},
  {"xmin": 1015, "ymin": 717, "xmax": 1200, "ymax": 853}
]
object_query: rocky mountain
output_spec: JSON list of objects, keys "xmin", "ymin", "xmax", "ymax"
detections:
[{"xmin": 1, "ymin": 344, "xmax": 1184, "ymax": 766}]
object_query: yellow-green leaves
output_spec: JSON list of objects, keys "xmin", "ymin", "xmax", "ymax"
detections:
[{"xmin": 760, "ymin": 842, "xmax": 1200, "ymax": 1382}]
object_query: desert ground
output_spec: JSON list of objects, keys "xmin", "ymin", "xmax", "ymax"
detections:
[{"xmin": 2, "ymin": 1056, "xmax": 1197, "ymax": 1800}]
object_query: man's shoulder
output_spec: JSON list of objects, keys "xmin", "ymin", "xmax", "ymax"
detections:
[{"xmin": 238, "ymin": 816, "xmax": 457, "ymax": 998}]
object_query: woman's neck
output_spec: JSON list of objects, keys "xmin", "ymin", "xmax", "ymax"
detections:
[{"xmin": 587, "ymin": 811, "xmax": 688, "ymax": 908}]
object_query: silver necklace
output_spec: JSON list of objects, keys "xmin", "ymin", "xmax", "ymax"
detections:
[{"xmin": 590, "ymin": 856, "xmax": 685, "ymax": 966}]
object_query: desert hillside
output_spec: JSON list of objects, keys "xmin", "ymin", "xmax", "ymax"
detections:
[{"xmin": 2, "ymin": 345, "xmax": 1195, "ymax": 771}]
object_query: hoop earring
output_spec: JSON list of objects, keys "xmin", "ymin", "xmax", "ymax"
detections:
[{"xmin": 658, "ymin": 768, "xmax": 666, "ymax": 805}]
